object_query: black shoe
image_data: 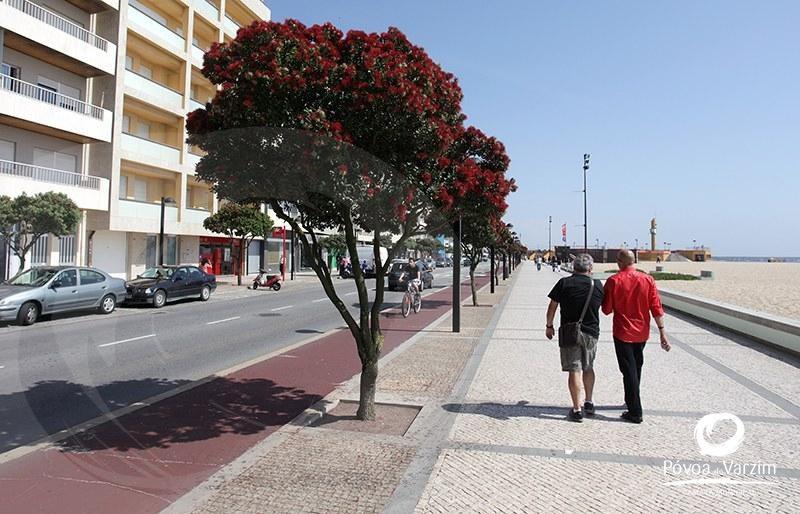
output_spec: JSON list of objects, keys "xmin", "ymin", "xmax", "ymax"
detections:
[
  {"xmin": 567, "ymin": 409, "xmax": 584, "ymax": 423},
  {"xmin": 620, "ymin": 411, "xmax": 643, "ymax": 424},
  {"xmin": 583, "ymin": 401, "xmax": 595, "ymax": 417}
]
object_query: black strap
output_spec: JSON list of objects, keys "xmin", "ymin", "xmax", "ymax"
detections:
[{"xmin": 577, "ymin": 279, "xmax": 595, "ymax": 324}]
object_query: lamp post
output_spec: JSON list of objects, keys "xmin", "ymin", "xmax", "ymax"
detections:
[
  {"xmin": 548, "ymin": 216, "xmax": 552, "ymax": 254},
  {"xmin": 582, "ymin": 153, "xmax": 590, "ymax": 252},
  {"xmin": 159, "ymin": 196, "xmax": 176, "ymax": 266},
  {"xmin": 452, "ymin": 215, "xmax": 462, "ymax": 333}
]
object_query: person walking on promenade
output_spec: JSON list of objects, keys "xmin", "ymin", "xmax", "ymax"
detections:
[
  {"xmin": 545, "ymin": 254, "xmax": 604, "ymax": 422},
  {"xmin": 602, "ymin": 249, "xmax": 671, "ymax": 424}
]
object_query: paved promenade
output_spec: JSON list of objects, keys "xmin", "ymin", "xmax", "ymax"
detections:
[{"xmin": 171, "ymin": 261, "xmax": 799, "ymax": 513}]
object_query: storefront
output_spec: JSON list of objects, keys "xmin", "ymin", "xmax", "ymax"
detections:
[{"xmin": 199, "ymin": 236, "xmax": 240, "ymax": 276}]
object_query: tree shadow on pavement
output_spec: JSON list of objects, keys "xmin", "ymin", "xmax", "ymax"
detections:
[
  {"xmin": 0, "ymin": 377, "xmax": 320, "ymax": 454},
  {"xmin": 442, "ymin": 401, "xmax": 629, "ymax": 423}
]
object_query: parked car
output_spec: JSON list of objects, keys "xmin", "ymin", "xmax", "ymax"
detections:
[
  {"xmin": 0, "ymin": 266, "xmax": 127, "ymax": 326},
  {"xmin": 387, "ymin": 260, "xmax": 434, "ymax": 291},
  {"xmin": 125, "ymin": 266, "xmax": 216, "ymax": 308},
  {"xmin": 436, "ymin": 257, "xmax": 451, "ymax": 267}
]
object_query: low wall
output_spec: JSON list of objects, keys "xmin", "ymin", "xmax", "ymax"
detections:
[{"xmin": 659, "ymin": 288, "xmax": 800, "ymax": 356}]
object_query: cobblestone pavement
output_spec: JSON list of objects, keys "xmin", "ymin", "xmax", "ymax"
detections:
[
  {"xmin": 170, "ymin": 280, "xmax": 509, "ymax": 514},
  {"xmin": 412, "ymin": 263, "xmax": 800, "ymax": 513}
]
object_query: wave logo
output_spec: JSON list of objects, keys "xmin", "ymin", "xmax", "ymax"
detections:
[{"xmin": 694, "ymin": 413, "xmax": 745, "ymax": 457}]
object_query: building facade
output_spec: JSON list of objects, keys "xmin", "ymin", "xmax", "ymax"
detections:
[{"xmin": 1, "ymin": 0, "xmax": 275, "ymax": 279}]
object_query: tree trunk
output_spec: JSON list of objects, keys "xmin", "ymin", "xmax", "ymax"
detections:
[
  {"xmin": 356, "ymin": 358, "xmax": 378, "ymax": 420},
  {"xmin": 237, "ymin": 237, "xmax": 244, "ymax": 286},
  {"xmin": 469, "ymin": 266, "xmax": 478, "ymax": 306}
]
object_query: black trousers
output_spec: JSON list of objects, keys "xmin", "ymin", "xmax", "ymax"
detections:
[{"xmin": 614, "ymin": 339, "xmax": 646, "ymax": 417}]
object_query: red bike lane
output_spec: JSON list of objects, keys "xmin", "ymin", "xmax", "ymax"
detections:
[{"xmin": 0, "ymin": 276, "xmax": 490, "ymax": 514}]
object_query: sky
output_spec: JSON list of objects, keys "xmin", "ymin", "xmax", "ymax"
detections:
[{"xmin": 264, "ymin": 1, "xmax": 799, "ymax": 256}]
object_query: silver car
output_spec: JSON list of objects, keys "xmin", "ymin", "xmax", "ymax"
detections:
[{"xmin": 0, "ymin": 266, "xmax": 128, "ymax": 326}]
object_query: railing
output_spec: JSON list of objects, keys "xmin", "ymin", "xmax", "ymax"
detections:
[
  {"xmin": 5, "ymin": 0, "xmax": 110, "ymax": 51},
  {"xmin": 0, "ymin": 73, "xmax": 105, "ymax": 119},
  {"xmin": 127, "ymin": 3, "xmax": 185, "ymax": 51},
  {"xmin": 0, "ymin": 159, "xmax": 102, "ymax": 189}
]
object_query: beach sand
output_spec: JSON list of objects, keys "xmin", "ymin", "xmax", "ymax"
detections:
[{"xmin": 593, "ymin": 261, "xmax": 800, "ymax": 321}]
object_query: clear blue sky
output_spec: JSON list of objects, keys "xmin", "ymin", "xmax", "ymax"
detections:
[{"xmin": 265, "ymin": 1, "xmax": 799, "ymax": 256}]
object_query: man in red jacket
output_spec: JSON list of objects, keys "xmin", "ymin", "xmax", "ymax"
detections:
[{"xmin": 602, "ymin": 249, "xmax": 671, "ymax": 423}]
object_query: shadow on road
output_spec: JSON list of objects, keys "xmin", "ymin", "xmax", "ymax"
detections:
[{"xmin": 0, "ymin": 377, "xmax": 320, "ymax": 454}]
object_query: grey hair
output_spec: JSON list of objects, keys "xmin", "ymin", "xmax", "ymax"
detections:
[{"xmin": 573, "ymin": 253, "xmax": 594, "ymax": 273}]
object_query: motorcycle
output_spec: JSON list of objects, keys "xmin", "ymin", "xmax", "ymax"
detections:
[{"xmin": 253, "ymin": 269, "xmax": 282, "ymax": 291}]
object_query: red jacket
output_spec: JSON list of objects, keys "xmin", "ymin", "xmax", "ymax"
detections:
[{"xmin": 602, "ymin": 267, "xmax": 664, "ymax": 343}]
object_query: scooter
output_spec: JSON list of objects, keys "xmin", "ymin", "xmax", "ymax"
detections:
[{"xmin": 253, "ymin": 269, "xmax": 282, "ymax": 291}]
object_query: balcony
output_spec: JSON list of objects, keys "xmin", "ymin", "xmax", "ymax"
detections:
[
  {"xmin": 0, "ymin": 0, "xmax": 117, "ymax": 76},
  {"xmin": 222, "ymin": 15, "xmax": 240, "ymax": 38},
  {"xmin": 196, "ymin": 0, "xmax": 219, "ymax": 23},
  {"xmin": 185, "ymin": 148, "xmax": 202, "ymax": 171},
  {"xmin": 0, "ymin": 159, "xmax": 110, "ymax": 211},
  {"xmin": 0, "ymin": 74, "xmax": 112, "ymax": 142},
  {"xmin": 127, "ymin": 4, "xmax": 185, "ymax": 56},
  {"xmin": 191, "ymin": 44, "xmax": 205, "ymax": 68},
  {"xmin": 240, "ymin": 0, "xmax": 270, "ymax": 22},
  {"xmin": 118, "ymin": 199, "xmax": 178, "ymax": 222},
  {"xmin": 184, "ymin": 207, "xmax": 210, "ymax": 225},
  {"xmin": 188, "ymin": 98, "xmax": 204, "ymax": 111},
  {"xmin": 124, "ymin": 70, "xmax": 183, "ymax": 113},
  {"xmin": 120, "ymin": 132, "xmax": 181, "ymax": 170}
]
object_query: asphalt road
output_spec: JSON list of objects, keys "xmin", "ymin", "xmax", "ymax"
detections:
[{"xmin": 0, "ymin": 265, "xmax": 478, "ymax": 454}]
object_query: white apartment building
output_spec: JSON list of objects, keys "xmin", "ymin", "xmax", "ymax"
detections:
[{"xmin": 1, "ymin": 0, "xmax": 277, "ymax": 280}]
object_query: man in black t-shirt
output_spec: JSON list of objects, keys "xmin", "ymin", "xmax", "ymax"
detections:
[{"xmin": 545, "ymin": 254, "xmax": 604, "ymax": 422}]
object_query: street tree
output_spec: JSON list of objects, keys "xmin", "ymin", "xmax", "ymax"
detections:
[
  {"xmin": 414, "ymin": 236, "xmax": 443, "ymax": 258},
  {"xmin": 203, "ymin": 203, "xmax": 274, "ymax": 285},
  {"xmin": 187, "ymin": 20, "xmax": 468, "ymax": 419},
  {"xmin": 0, "ymin": 193, "xmax": 80, "ymax": 270}
]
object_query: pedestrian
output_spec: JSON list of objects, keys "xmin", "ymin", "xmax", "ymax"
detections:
[
  {"xmin": 545, "ymin": 254, "xmax": 604, "ymax": 422},
  {"xmin": 602, "ymin": 249, "xmax": 671, "ymax": 424},
  {"xmin": 551, "ymin": 256, "xmax": 558, "ymax": 272},
  {"xmin": 536, "ymin": 255, "xmax": 542, "ymax": 271},
  {"xmin": 200, "ymin": 257, "xmax": 213, "ymax": 275}
]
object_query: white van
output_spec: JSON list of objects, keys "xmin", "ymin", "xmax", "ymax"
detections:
[{"xmin": 354, "ymin": 246, "xmax": 389, "ymax": 277}]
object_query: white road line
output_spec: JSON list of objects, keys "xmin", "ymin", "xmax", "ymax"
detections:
[
  {"xmin": 0, "ymin": 365, "xmax": 5, "ymax": 369},
  {"xmin": 271, "ymin": 305, "xmax": 293, "ymax": 312},
  {"xmin": 345, "ymin": 292, "xmax": 357, "ymax": 296},
  {"xmin": 206, "ymin": 316, "xmax": 241, "ymax": 325},
  {"xmin": 312, "ymin": 298, "xmax": 327, "ymax": 303},
  {"xmin": 98, "ymin": 334, "xmax": 156, "ymax": 348}
]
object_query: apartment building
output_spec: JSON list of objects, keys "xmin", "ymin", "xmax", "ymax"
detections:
[{"xmin": 1, "ymin": 0, "xmax": 274, "ymax": 279}]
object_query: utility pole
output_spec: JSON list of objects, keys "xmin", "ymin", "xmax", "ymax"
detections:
[
  {"xmin": 548, "ymin": 215, "xmax": 552, "ymax": 253},
  {"xmin": 490, "ymin": 246, "xmax": 495, "ymax": 294},
  {"xmin": 452, "ymin": 216, "xmax": 461, "ymax": 333},
  {"xmin": 583, "ymin": 154, "xmax": 590, "ymax": 252}
]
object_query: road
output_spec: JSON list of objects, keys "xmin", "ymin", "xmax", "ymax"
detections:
[{"xmin": 0, "ymin": 265, "xmax": 479, "ymax": 454}]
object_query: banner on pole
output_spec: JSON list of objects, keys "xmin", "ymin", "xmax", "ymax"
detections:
[{"xmin": 561, "ymin": 223, "xmax": 567, "ymax": 243}]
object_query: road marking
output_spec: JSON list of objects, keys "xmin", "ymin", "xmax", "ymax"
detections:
[
  {"xmin": 98, "ymin": 334, "xmax": 156, "ymax": 348},
  {"xmin": 206, "ymin": 316, "xmax": 241, "ymax": 325},
  {"xmin": 312, "ymin": 298, "xmax": 327, "ymax": 303},
  {"xmin": 0, "ymin": 365, "xmax": 4, "ymax": 369},
  {"xmin": 271, "ymin": 305, "xmax": 293, "ymax": 312},
  {"xmin": 345, "ymin": 292, "xmax": 357, "ymax": 296}
]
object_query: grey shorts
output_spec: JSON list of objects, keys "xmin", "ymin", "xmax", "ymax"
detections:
[{"xmin": 560, "ymin": 335, "xmax": 598, "ymax": 372}]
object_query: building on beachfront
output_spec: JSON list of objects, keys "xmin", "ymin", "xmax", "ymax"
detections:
[{"xmin": 0, "ymin": 0, "xmax": 279, "ymax": 280}]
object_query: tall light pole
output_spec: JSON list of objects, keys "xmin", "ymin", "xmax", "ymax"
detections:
[
  {"xmin": 582, "ymin": 153, "xmax": 590, "ymax": 252},
  {"xmin": 548, "ymin": 216, "xmax": 552, "ymax": 253},
  {"xmin": 159, "ymin": 196, "xmax": 176, "ymax": 266}
]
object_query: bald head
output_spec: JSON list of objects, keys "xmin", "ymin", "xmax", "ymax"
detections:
[{"xmin": 617, "ymin": 249, "xmax": 636, "ymax": 269}]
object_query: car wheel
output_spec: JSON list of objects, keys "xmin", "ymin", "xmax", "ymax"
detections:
[
  {"xmin": 153, "ymin": 289, "xmax": 167, "ymax": 308},
  {"xmin": 200, "ymin": 285, "xmax": 212, "ymax": 301},
  {"xmin": 17, "ymin": 302, "xmax": 39, "ymax": 326},
  {"xmin": 99, "ymin": 294, "xmax": 116, "ymax": 314}
]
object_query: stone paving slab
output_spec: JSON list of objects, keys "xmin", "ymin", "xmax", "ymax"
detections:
[{"xmin": 414, "ymin": 449, "xmax": 798, "ymax": 514}]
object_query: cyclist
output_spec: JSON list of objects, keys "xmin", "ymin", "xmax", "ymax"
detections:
[{"xmin": 403, "ymin": 257, "xmax": 422, "ymax": 291}]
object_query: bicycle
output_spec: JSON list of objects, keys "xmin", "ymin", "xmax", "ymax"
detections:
[{"xmin": 401, "ymin": 278, "xmax": 422, "ymax": 318}]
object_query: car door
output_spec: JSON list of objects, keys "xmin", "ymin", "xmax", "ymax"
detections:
[
  {"xmin": 77, "ymin": 269, "xmax": 109, "ymax": 309},
  {"xmin": 45, "ymin": 269, "xmax": 79, "ymax": 312},
  {"xmin": 186, "ymin": 267, "xmax": 205, "ymax": 295},
  {"xmin": 169, "ymin": 267, "xmax": 191, "ymax": 298}
]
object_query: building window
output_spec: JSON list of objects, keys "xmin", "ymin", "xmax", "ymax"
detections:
[
  {"xmin": 0, "ymin": 139, "xmax": 15, "ymax": 161},
  {"xmin": 119, "ymin": 175, "xmax": 128, "ymax": 199},
  {"xmin": 59, "ymin": 235, "xmax": 76, "ymax": 265},
  {"xmin": 146, "ymin": 235, "xmax": 157, "ymax": 268},
  {"xmin": 33, "ymin": 148, "xmax": 77, "ymax": 173},
  {"xmin": 139, "ymin": 64, "xmax": 153, "ymax": 80},
  {"xmin": 133, "ymin": 178, "xmax": 148, "ymax": 201},
  {"xmin": 30, "ymin": 235, "xmax": 49, "ymax": 266},
  {"xmin": 122, "ymin": 115, "xmax": 131, "ymax": 133},
  {"xmin": 166, "ymin": 236, "xmax": 178, "ymax": 265},
  {"xmin": 136, "ymin": 121, "xmax": 150, "ymax": 139},
  {"xmin": 125, "ymin": 55, "xmax": 133, "ymax": 71}
]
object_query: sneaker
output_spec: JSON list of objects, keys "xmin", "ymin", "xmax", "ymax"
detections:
[
  {"xmin": 583, "ymin": 401, "xmax": 596, "ymax": 417},
  {"xmin": 620, "ymin": 411, "xmax": 643, "ymax": 424},
  {"xmin": 567, "ymin": 409, "xmax": 584, "ymax": 423}
]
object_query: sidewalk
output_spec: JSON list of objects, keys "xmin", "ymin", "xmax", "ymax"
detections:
[{"xmin": 172, "ymin": 262, "xmax": 799, "ymax": 513}]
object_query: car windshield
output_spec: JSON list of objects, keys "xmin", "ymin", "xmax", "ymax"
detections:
[
  {"xmin": 390, "ymin": 263, "xmax": 406, "ymax": 273},
  {"xmin": 139, "ymin": 267, "xmax": 174, "ymax": 279},
  {"xmin": 7, "ymin": 268, "xmax": 58, "ymax": 286}
]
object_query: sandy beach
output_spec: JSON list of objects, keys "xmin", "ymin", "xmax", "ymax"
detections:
[{"xmin": 592, "ymin": 261, "xmax": 800, "ymax": 321}]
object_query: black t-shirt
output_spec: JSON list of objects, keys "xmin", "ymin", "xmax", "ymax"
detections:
[
  {"xmin": 548, "ymin": 274, "xmax": 604, "ymax": 338},
  {"xmin": 404, "ymin": 263, "xmax": 420, "ymax": 278}
]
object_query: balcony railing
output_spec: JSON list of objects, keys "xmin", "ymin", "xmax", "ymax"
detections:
[
  {"xmin": 0, "ymin": 159, "xmax": 101, "ymax": 189},
  {"xmin": 128, "ymin": 4, "xmax": 185, "ymax": 53},
  {"xmin": 5, "ymin": 0, "xmax": 111, "ymax": 51},
  {"xmin": 0, "ymin": 74, "xmax": 105, "ymax": 119},
  {"xmin": 223, "ymin": 15, "xmax": 240, "ymax": 36},
  {"xmin": 196, "ymin": 0, "xmax": 219, "ymax": 21},
  {"xmin": 124, "ymin": 69, "xmax": 183, "ymax": 110},
  {"xmin": 121, "ymin": 132, "xmax": 181, "ymax": 165}
]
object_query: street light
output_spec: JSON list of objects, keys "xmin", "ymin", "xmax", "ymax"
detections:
[
  {"xmin": 582, "ymin": 153, "xmax": 590, "ymax": 252},
  {"xmin": 159, "ymin": 196, "xmax": 176, "ymax": 266},
  {"xmin": 548, "ymin": 216, "xmax": 552, "ymax": 253}
]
